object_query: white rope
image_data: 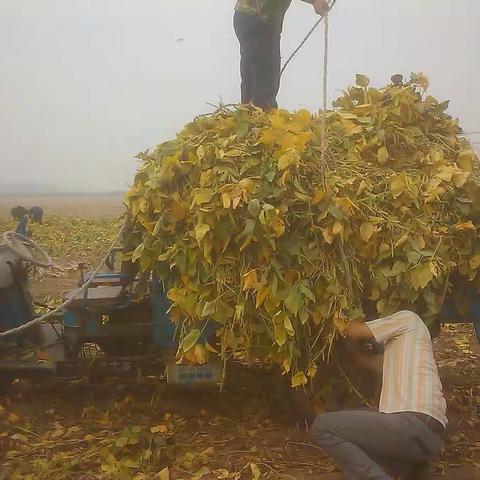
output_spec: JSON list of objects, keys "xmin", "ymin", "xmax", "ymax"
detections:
[
  {"xmin": 321, "ymin": 12, "xmax": 329, "ymax": 163},
  {"xmin": 0, "ymin": 223, "xmax": 126, "ymax": 338},
  {"xmin": 279, "ymin": 0, "xmax": 337, "ymax": 78}
]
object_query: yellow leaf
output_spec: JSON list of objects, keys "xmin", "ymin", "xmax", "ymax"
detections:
[
  {"xmin": 154, "ymin": 468, "xmax": 170, "ymax": 480},
  {"xmin": 170, "ymin": 201, "xmax": 186, "ymax": 220},
  {"xmin": 294, "ymin": 109, "xmax": 311, "ymax": 126},
  {"xmin": 260, "ymin": 129, "xmax": 275, "ymax": 147},
  {"xmin": 213, "ymin": 469, "xmax": 230, "ymax": 480},
  {"xmin": 281, "ymin": 132, "xmax": 298, "ymax": 151},
  {"xmin": 7, "ymin": 413, "xmax": 20, "ymax": 425},
  {"xmin": 377, "ymin": 146, "xmax": 388, "ymax": 164},
  {"xmin": 255, "ymin": 285, "xmax": 270, "ymax": 308},
  {"xmin": 151, "ymin": 424, "xmax": 168, "ymax": 434},
  {"xmin": 183, "ymin": 344, "xmax": 208, "ymax": 365},
  {"xmin": 191, "ymin": 188, "xmax": 213, "ymax": 206},
  {"xmin": 274, "ymin": 320, "xmax": 287, "ymax": 346},
  {"xmin": 332, "ymin": 221, "xmax": 343, "ymax": 236},
  {"xmin": 394, "ymin": 234, "xmax": 409, "ymax": 248},
  {"xmin": 410, "ymin": 263, "xmax": 435, "ymax": 291},
  {"xmin": 282, "ymin": 357, "xmax": 292, "ymax": 374},
  {"xmin": 311, "ymin": 190, "xmax": 326, "ymax": 205},
  {"xmin": 284, "ymin": 314, "xmax": 294, "ymax": 335},
  {"xmin": 243, "ymin": 270, "xmax": 258, "ymax": 290},
  {"xmin": 192, "ymin": 466, "xmax": 210, "ymax": 480},
  {"xmin": 205, "ymin": 341, "xmax": 218, "ymax": 354},
  {"xmin": 291, "ymin": 371, "xmax": 308, "ymax": 388},
  {"xmin": 469, "ymin": 254, "xmax": 480, "ymax": 270},
  {"xmin": 322, "ymin": 227, "xmax": 333, "ymax": 244},
  {"xmin": 458, "ymin": 149, "xmax": 475, "ymax": 172},
  {"xmin": 435, "ymin": 165, "xmax": 454, "ymax": 183},
  {"xmin": 196, "ymin": 145, "xmax": 205, "ymax": 161},
  {"xmin": 224, "ymin": 149, "xmax": 244, "ymax": 157},
  {"xmin": 271, "ymin": 218, "xmax": 285, "ymax": 237},
  {"xmin": 452, "ymin": 169, "xmax": 470, "ymax": 188},
  {"xmin": 359, "ymin": 222, "xmax": 374, "ymax": 241},
  {"xmin": 270, "ymin": 111, "xmax": 286, "ymax": 129},
  {"xmin": 278, "ymin": 150, "xmax": 300, "ymax": 171},
  {"xmin": 232, "ymin": 195, "xmax": 242, "ymax": 209},
  {"xmin": 307, "ymin": 364, "xmax": 318, "ymax": 378},
  {"xmin": 454, "ymin": 221, "xmax": 476, "ymax": 231},
  {"xmin": 222, "ymin": 192, "xmax": 231, "ymax": 209},
  {"xmin": 250, "ymin": 463, "xmax": 261, "ymax": 480},
  {"xmin": 390, "ymin": 174, "xmax": 406, "ymax": 199}
]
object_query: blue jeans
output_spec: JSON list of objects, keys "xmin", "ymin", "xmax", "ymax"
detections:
[{"xmin": 233, "ymin": 11, "xmax": 282, "ymax": 110}]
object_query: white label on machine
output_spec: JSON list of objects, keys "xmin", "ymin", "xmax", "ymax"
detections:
[{"xmin": 166, "ymin": 362, "xmax": 222, "ymax": 385}]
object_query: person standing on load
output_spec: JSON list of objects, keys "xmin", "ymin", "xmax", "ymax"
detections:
[
  {"xmin": 312, "ymin": 311, "xmax": 447, "ymax": 480},
  {"xmin": 234, "ymin": 0, "xmax": 329, "ymax": 110}
]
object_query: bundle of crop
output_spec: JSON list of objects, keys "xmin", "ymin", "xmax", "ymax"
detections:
[{"xmin": 124, "ymin": 74, "xmax": 480, "ymax": 386}]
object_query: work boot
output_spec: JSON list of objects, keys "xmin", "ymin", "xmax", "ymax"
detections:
[{"xmin": 406, "ymin": 462, "xmax": 434, "ymax": 480}]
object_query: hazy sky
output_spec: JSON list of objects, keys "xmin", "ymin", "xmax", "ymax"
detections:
[{"xmin": 0, "ymin": 0, "xmax": 478, "ymax": 192}]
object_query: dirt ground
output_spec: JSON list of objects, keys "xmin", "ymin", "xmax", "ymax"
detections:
[
  {"xmin": 1, "ymin": 197, "xmax": 479, "ymax": 479},
  {"xmin": 0, "ymin": 194, "xmax": 124, "ymax": 219}
]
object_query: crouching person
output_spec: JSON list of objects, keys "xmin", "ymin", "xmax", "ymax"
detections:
[{"xmin": 312, "ymin": 311, "xmax": 447, "ymax": 480}]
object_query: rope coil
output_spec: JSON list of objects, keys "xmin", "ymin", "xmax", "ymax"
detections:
[{"xmin": 0, "ymin": 224, "xmax": 126, "ymax": 338}]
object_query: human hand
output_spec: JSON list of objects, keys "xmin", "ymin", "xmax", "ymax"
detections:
[{"xmin": 313, "ymin": 0, "xmax": 329, "ymax": 16}]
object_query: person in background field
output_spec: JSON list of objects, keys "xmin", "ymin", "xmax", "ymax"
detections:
[
  {"xmin": 10, "ymin": 205, "xmax": 28, "ymax": 221},
  {"xmin": 312, "ymin": 311, "xmax": 447, "ymax": 480},
  {"xmin": 234, "ymin": 0, "xmax": 330, "ymax": 110},
  {"xmin": 29, "ymin": 206, "xmax": 43, "ymax": 224}
]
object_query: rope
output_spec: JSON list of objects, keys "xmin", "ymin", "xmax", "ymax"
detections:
[
  {"xmin": 0, "ymin": 223, "xmax": 126, "ymax": 338},
  {"xmin": 279, "ymin": 0, "xmax": 337, "ymax": 78},
  {"xmin": 321, "ymin": 11, "xmax": 329, "ymax": 163}
]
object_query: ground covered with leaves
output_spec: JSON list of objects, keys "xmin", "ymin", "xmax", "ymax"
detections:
[{"xmin": 0, "ymin": 323, "xmax": 478, "ymax": 480}]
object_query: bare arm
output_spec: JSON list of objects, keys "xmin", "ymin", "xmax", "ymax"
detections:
[
  {"xmin": 344, "ymin": 321, "xmax": 375, "ymax": 342},
  {"xmin": 301, "ymin": 0, "xmax": 330, "ymax": 15}
]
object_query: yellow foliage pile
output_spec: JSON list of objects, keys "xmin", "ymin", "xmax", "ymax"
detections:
[{"xmin": 124, "ymin": 74, "xmax": 480, "ymax": 385}]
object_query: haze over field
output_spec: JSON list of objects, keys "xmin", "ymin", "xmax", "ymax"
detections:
[{"xmin": 0, "ymin": 0, "xmax": 478, "ymax": 193}]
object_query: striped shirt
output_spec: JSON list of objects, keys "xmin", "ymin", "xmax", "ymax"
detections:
[{"xmin": 367, "ymin": 311, "xmax": 448, "ymax": 428}]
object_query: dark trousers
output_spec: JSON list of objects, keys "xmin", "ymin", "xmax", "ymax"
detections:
[
  {"xmin": 312, "ymin": 410, "xmax": 444, "ymax": 480},
  {"xmin": 233, "ymin": 11, "xmax": 281, "ymax": 110}
]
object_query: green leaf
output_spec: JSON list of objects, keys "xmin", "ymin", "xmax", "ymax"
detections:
[
  {"xmin": 201, "ymin": 300, "xmax": 216, "ymax": 317},
  {"xmin": 131, "ymin": 243, "xmax": 144, "ymax": 263},
  {"xmin": 359, "ymin": 222, "xmax": 374, "ymax": 241},
  {"xmin": 284, "ymin": 287, "xmax": 303, "ymax": 316},
  {"xmin": 195, "ymin": 223, "xmax": 210, "ymax": 243},
  {"xmin": 410, "ymin": 263, "xmax": 434, "ymax": 291},
  {"xmin": 181, "ymin": 329, "xmax": 201, "ymax": 352},
  {"xmin": 274, "ymin": 320, "xmax": 287, "ymax": 346}
]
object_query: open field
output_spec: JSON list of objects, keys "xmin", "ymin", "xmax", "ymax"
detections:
[
  {"xmin": 0, "ymin": 194, "xmax": 125, "ymax": 219},
  {"xmin": 0, "ymin": 198, "xmax": 479, "ymax": 479}
]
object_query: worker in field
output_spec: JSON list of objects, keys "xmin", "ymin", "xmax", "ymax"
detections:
[
  {"xmin": 29, "ymin": 206, "xmax": 44, "ymax": 224},
  {"xmin": 312, "ymin": 311, "xmax": 447, "ymax": 480},
  {"xmin": 234, "ymin": 0, "xmax": 330, "ymax": 110}
]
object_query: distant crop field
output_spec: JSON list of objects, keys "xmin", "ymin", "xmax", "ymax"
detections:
[{"xmin": 0, "ymin": 194, "xmax": 124, "ymax": 219}]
